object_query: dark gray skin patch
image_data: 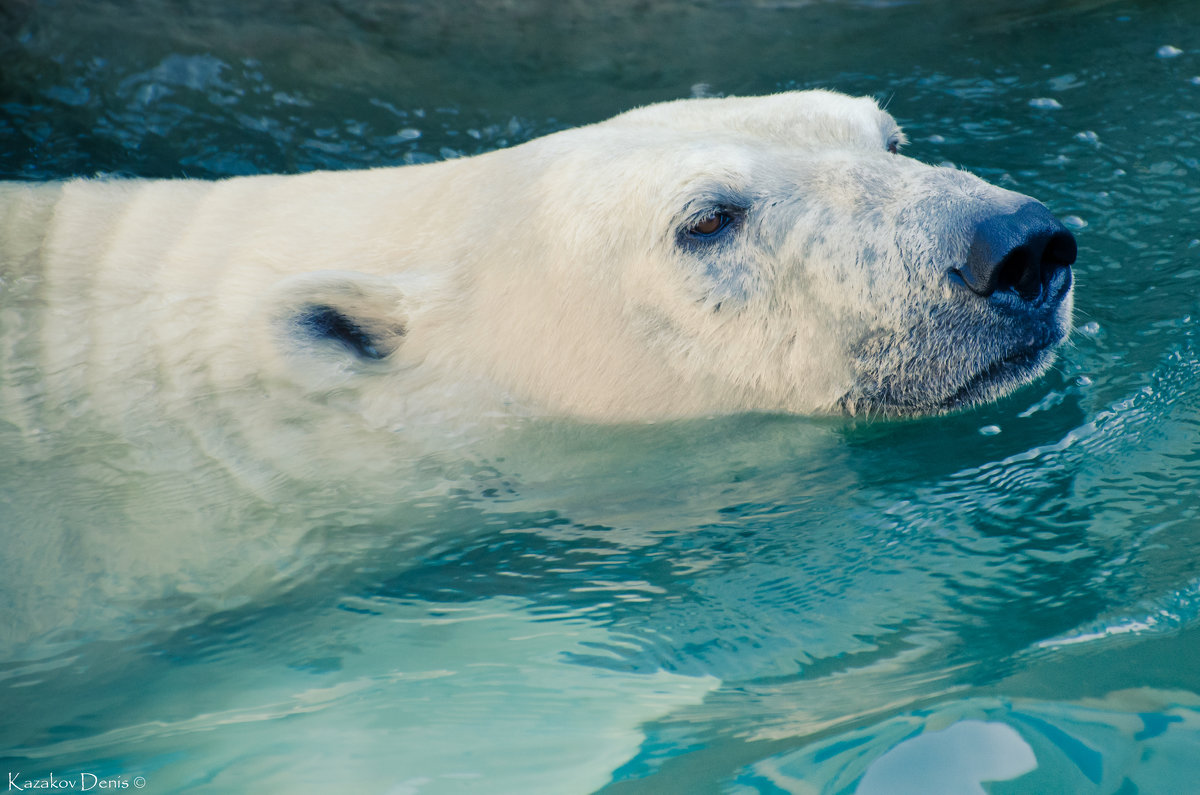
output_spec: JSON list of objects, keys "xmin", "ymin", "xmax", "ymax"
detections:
[
  {"xmin": 840, "ymin": 303, "xmax": 1068, "ymax": 416},
  {"xmin": 294, "ymin": 304, "xmax": 404, "ymax": 360},
  {"xmin": 671, "ymin": 185, "xmax": 770, "ymax": 308}
]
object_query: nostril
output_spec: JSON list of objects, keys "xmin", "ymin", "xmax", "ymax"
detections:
[
  {"xmin": 959, "ymin": 201, "xmax": 1077, "ymax": 301},
  {"xmin": 994, "ymin": 244, "xmax": 1041, "ymax": 300},
  {"xmin": 1045, "ymin": 229, "xmax": 1077, "ymax": 270}
]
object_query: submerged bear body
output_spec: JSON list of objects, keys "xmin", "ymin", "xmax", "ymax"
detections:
[{"xmin": 0, "ymin": 90, "xmax": 1077, "ymax": 650}]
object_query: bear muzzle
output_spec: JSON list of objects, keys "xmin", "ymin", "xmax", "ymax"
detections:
[{"xmin": 951, "ymin": 200, "xmax": 1077, "ymax": 306}]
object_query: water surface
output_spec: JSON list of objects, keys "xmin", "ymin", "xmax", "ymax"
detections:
[{"xmin": 3, "ymin": 0, "xmax": 1200, "ymax": 792}]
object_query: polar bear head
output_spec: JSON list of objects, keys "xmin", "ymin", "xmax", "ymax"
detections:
[{"xmin": 274, "ymin": 90, "xmax": 1075, "ymax": 420}]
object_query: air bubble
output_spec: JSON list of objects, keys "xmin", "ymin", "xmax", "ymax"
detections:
[
  {"xmin": 1029, "ymin": 97, "xmax": 1063, "ymax": 109},
  {"xmin": 1079, "ymin": 321, "xmax": 1102, "ymax": 336},
  {"xmin": 979, "ymin": 425, "xmax": 1001, "ymax": 436},
  {"xmin": 1157, "ymin": 45, "xmax": 1184, "ymax": 58},
  {"xmin": 1048, "ymin": 74, "xmax": 1083, "ymax": 91}
]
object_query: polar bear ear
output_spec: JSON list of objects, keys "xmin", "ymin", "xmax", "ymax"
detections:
[{"xmin": 266, "ymin": 270, "xmax": 410, "ymax": 384}]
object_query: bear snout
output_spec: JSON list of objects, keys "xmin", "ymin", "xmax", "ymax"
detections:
[{"xmin": 952, "ymin": 201, "xmax": 1077, "ymax": 305}]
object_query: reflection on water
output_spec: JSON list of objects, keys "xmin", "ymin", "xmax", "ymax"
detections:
[{"xmin": 3, "ymin": 0, "xmax": 1200, "ymax": 792}]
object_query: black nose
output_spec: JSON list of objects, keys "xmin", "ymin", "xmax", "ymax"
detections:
[{"xmin": 959, "ymin": 202, "xmax": 1077, "ymax": 301}]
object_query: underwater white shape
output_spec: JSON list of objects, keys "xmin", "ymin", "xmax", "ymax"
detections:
[{"xmin": 855, "ymin": 720, "xmax": 1037, "ymax": 795}]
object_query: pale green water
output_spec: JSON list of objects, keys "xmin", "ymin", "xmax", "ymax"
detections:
[{"xmin": 2, "ymin": 0, "xmax": 1200, "ymax": 792}]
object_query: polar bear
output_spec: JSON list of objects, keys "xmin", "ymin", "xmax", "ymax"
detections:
[
  {"xmin": 0, "ymin": 89, "xmax": 1075, "ymax": 650},
  {"xmin": 1, "ymin": 90, "xmax": 1075, "ymax": 435}
]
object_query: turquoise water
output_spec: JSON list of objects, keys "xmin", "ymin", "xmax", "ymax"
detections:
[{"xmin": 3, "ymin": 0, "xmax": 1200, "ymax": 792}]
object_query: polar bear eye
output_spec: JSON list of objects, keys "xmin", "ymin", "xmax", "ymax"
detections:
[{"xmin": 687, "ymin": 210, "xmax": 734, "ymax": 238}]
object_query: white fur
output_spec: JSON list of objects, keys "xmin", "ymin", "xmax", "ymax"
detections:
[
  {"xmin": 0, "ymin": 91, "xmax": 1071, "ymax": 444},
  {"xmin": 0, "ymin": 91, "xmax": 1073, "ymax": 648}
]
